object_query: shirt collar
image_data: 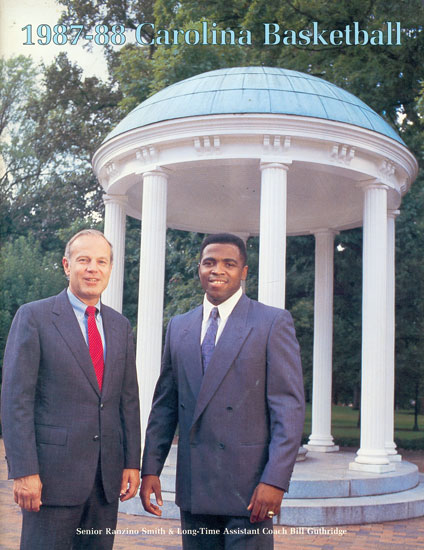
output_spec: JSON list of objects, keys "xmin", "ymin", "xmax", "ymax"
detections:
[
  {"xmin": 203, "ymin": 287, "xmax": 243, "ymax": 322},
  {"xmin": 67, "ymin": 288, "xmax": 101, "ymax": 317}
]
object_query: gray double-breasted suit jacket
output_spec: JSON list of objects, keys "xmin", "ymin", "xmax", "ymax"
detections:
[
  {"xmin": 1, "ymin": 289, "xmax": 141, "ymax": 506},
  {"xmin": 142, "ymin": 294, "xmax": 305, "ymax": 517}
]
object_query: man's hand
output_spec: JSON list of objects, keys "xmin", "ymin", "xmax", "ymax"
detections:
[
  {"xmin": 140, "ymin": 475, "xmax": 163, "ymax": 516},
  {"xmin": 120, "ymin": 469, "xmax": 140, "ymax": 502},
  {"xmin": 13, "ymin": 474, "xmax": 42, "ymax": 512},
  {"xmin": 247, "ymin": 482, "xmax": 284, "ymax": 523}
]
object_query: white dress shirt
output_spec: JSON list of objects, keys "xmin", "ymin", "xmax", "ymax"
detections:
[{"xmin": 200, "ymin": 287, "xmax": 243, "ymax": 345}]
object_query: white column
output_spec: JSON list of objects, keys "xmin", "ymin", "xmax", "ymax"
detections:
[
  {"xmin": 350, "ymin": 182, "xmax": 395, "ymax": 473},
  {"xmin": 137, "ymin": 169, "xmax": 168, "ymax": 445},
  {"xmin": 258, "ymin": 162, "xmax": 290, "ymax": 308},
  {"xmin": 304, "ymin": 229, "xmax": 339, "ymax": 452},
  {"xmin": 102, "ymin": 194, "xmax": 127, "ymax": 313},
  {"xmin": 386, "ymin": 209, "xmax": 401, "ymax": 461}
]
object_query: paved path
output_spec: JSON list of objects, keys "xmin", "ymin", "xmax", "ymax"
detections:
[{"xmin": 1, "ymin": 441, "xmax": 424, "ymax": 549}]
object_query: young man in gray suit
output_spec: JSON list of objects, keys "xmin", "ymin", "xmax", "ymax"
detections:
[
  {"xmin": 1, "ymin": 229, "xmax": 141, "ymax": 550},
  {"xmin": 140, "ymin": 233, "xmax": 305, "ymax": 549}
]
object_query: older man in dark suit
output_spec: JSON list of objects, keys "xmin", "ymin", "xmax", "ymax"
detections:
[
  {"xmin": 1, "ymin": 229, "xmax": 141, "ymax": 550},
  {"xmin": 140, "ymin": 233, "xmax": 305, "ymax": 549}
]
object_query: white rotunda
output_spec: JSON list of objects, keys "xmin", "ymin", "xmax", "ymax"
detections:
[{"xmin": 93, "ymin": 66, "xmax": 422, "ymax": 524}]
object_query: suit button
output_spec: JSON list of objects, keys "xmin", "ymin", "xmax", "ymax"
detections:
[
  {"xmin": 100, "ymin": 403, "xmax": 104, "ymax": 410},
  {"xmin": 226, "ymin": 406, "xmax": 233, "ymax": 411},
  {"xmin": 93, "ymin": 435, "xmax": 100, "ymax": 441},
  {"xmin": 180, "ymin": 403, "xmax": 185, "ymax": 409},
  {"xmin": 218, "ymin": 443, "xmax": 225, "ymax": 449}
]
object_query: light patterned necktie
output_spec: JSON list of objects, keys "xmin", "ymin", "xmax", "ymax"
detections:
[
  {"xmin": 201, "ymin": 307, "xmax": 219, "ymax": 373},
  {"xmin": 85, "ymin": 306, "xmax": 104, "ymax": 390}
]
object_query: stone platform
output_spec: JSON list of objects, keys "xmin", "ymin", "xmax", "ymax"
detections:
[{"xmin": 121, "ymin": 446, "xmax": 424, "ymax": 526}]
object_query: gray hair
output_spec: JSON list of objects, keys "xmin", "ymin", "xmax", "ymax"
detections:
[{"xmin": 64, "ymin": 229, "xmax": 113, "ymax": 262}]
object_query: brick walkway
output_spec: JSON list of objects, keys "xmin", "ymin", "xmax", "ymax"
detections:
[{"xmin": 1, "ymin": 441, "xmax": 424, "ymax": 550}]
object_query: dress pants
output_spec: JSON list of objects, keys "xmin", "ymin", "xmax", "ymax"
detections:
[
  {"xmin": 180, "ymin": 510, "xmax": 274, "ymax": 550},
  {"xmin": 20, "ymin": 462, "xmax": 119, "ymax": 550}
]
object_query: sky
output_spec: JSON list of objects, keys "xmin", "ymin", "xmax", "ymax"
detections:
[{"xmin": 0, "ymin": 0, "xmax": 108, "ymax": 78}]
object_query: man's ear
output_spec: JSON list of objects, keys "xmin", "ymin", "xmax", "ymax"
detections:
[
  {"xmin": 62, "ymin": 257, "xmax": 70, "ymax": 277},
  {"xmin": 241, "ymin": 265, "xmax": 248, "ymax": 281}
]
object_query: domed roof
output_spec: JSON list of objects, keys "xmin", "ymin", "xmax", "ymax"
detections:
[{"xmin": 105, "ymin": 66, "xmax": 403, "ymax": 144}]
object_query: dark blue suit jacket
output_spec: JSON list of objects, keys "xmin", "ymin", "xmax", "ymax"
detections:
[
  {"xmin": 142, "ymin": 294, "xmax": 305, "ymax": 516},
  {"xmin": 1, "ymin": 289, "xmax": 141, "ymax": 505}
]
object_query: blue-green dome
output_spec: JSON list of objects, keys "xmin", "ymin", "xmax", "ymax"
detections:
[{"xmin": 105, "ymin": 66, "xmax": 403, "ymax": 144}]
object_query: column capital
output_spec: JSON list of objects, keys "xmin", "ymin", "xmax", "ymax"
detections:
[
  {"xmin": 103, "ymin": 193, "xmax": 128, "ymax": 208},
  {"xmin": 139, "ymin": 166, "xmax": 171, "ymax": 179},
  {"xmin": 259, "ymin": 161, "xmax": 292, "ymax": 172},
  {"xmin": 311, "ymin": 228, "xmax": 340, "ymax": 237},
  {"xmin": 357, "ymin": 179, "xmax": 389, "ymax": 192}
]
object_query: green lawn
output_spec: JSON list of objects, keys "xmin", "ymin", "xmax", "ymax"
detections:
[{"xmin": 302, "ymin": 404, "xmax": 424, "ymax": 449}]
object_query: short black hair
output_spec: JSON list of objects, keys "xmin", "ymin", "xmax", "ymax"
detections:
[{"xmin": 199, "ymin": 233, "xmax": 247, "ymax": 266}]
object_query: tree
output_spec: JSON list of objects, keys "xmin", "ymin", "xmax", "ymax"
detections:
[
  {"xmin": 0, "ymin": 235, "xmax": 66, "ymax": 360},
  {"xmin": 333, "ymin": 230, "xmax": 363, "ymax": 407},
  {"xmin": 0, "ymin": 54, "xmax": 123, "ymax": 369},
  {"xmin": 0, "ymin": 56, "xmax": 40, "ymax": 243},
  {"xmin": 1, "ymin": 51, "xmax": 126, "ymax": 249}
]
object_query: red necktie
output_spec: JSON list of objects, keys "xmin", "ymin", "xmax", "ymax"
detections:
[{"xmin": 85, "ymin": 306, "xmax": 104, "ymax": 390}]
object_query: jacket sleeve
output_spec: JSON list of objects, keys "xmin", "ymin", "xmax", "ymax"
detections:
[
  {"xmin": 260, "ymin": 309, "xmax": 305, "ymax": 492},
  {"xmin": 1, "ymin": 305, "xmax": 41, "ymax": 479},
  {"xmin": 141, "ymin": 317, "xmax": 179, "ymax": 477},
  {"xmin": 119, "ymin": 319, "xmax": 141, "ymax": 469}
]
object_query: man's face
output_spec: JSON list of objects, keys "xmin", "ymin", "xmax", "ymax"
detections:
[
  {"xmin": 62, "ymin": 235, "xmax": 112, "ymax": 306},
  {"xmin": 198, "ymin": 242, "xmax": 248, "ymax": 305}
]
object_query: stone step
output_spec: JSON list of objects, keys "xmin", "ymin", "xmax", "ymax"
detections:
[
  {"xmin": 123, "ymin": 451, "xmax": 424, "ymax": 526},
  {"xmin": 122, "ymin": 476, "xmax": 424, "ymax": 526},
  {"xmin": 279, "ymin": 474, "xmax": 424, "ymax": 526},
  {"xmin": 158, "ymin": 450, "xmax": 420, "ymax": 498},
  {"xmin": 286, "ymin": 450, "xmax": 419, "ymax": 498}
]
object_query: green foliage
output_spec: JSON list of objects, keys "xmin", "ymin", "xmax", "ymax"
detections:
[
  {"xmin": 111, "ymin": 46, "xmax": 153, "ymax": 112},
  {"xmin": 1, "ymin": 53, "xmax": 123, "ymax": 254},
  {"xmin": 0, "ymin": 56, "xmax": 37, "ymax": 137},
  {"xmin": 0, "ymin": 235, "xmax": 66, "ymax": 357},
  {"xmin": 59, "ymin": 0, "xmax": 155, "ymax": 31},
  {"xmin": 122, "ymin": 217, "xmax": 142, "ymax": 328},
  {"xmin": 394, "ymin": 172, "xmax": 424, "ymax": 408},
  {"xmin": 332, "ymin": 230, "xmax": 363, "ymax": 406},
  {"xmin": 290, "ymin": 297, "xmax": 314, "ymax": 401},
  {"xmin": 163, "ymin": 230, "xmax": 204, "ymax": 324},
  {"xmin": 0, "ymin": 56, "xmax": 40, "ymax": 243}
]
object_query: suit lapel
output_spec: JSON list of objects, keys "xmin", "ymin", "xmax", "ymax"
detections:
[
  {"xmin": 51, "ymin": 289, "xmax": 101, "ymax": 396},
  {"xmin": 191, "ymin": 294, "xmax": 252, "ymax": 428},
  {"xmin": 180, "ymin": 306, "xmax": 204, "ymax": 400},
  {"xmin": 101, "ymin": 304, "xmax": 119, "ymax": 398}
]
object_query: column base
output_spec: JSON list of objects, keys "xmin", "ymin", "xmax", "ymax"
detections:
[
  {"xmin": 389, "ymin": 453, "xmax": 402, "ymax": 462},
  {"xmin": 386, "ymin": 443, "xmax": 401, "ymax": 462},
  {"xmin": 349, "ymin": 461, "xmax": 396, "ymax": 473},
  {"xmin": 303, "ymin": 444, "xmax": 339, "ymax": 453}
]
